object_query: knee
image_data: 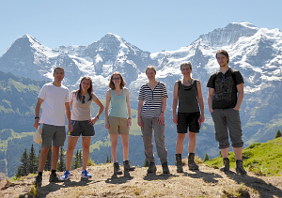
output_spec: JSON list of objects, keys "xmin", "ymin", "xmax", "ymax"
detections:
[
  {"xmin": 177, "ymin": 134, "xmax": 185, "ymax": 143},
  {"xmin": 123, "ymin": 142, "xmax": 129, "ymax": 148},
  {"xmin": 41, "ymin": 147, "xmax": 50, "ymax": 154},
  {"xmin": 82, "ymin": 145, "xmax": 90, "ymax": 151},
  {"xmin": 189, "ymin": 132, "xmax": 197, "ymax": 141}
]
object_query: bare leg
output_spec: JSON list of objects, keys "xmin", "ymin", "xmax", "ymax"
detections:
[
  {"xmin": 110, "ymin": 134, "xmax": 118, "ymax": 162},
  {"xmin": 233, "ymin": 147, "xmax": 242, "ymax": 160},
  {"xmin": 38, "ymin": 147, "xmax": 50, "ymax": 172},
  {"xmin": 188, "ymin": 132, "xmax": 197, "ymax": 153},
  {"xmin": 176, "ymin": 133, "xmax": 186, "ymax": 154},
  {"xmin": 65, "ymin": 136, "xmax": 79, "ymax": 171},
  {"xmin": 82, "ymin": 136, "xmax": 91, "ymax": 170},
  {"xmin": 120, "ymin": 134, "xmax": 129, "ymax": 160},
  {"xmin": 52, "ymin": 145, "xmax": 60, "ymax": 170},
  {"xmin": 221, "ymin": 147, "xmax": 229, "ymax": 158}
]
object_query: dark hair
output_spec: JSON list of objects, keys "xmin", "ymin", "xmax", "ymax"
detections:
[
  {"xmin": 109, "ymin": 72, "xmax": 126, "ymax": 90},
  {"xmin": 216, "ymin": 50, "xmax": 229, "ymax": 63},
  {"xmin": 180, "ymin": 61, "xmax": 192, "ymax": 70},
  {"xmin": 53, "ymin": 66, "xmax": 65, "ymax": 74},
  {"xmin": 75, "ymin": 77, "xmax": 93, "ymax": 102},
  {"xmin": 145, "ymin": 66, "xmax": 156, "ymax": 74}
]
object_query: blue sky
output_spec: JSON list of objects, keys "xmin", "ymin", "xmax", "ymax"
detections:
[{"xmin": 0, "ymin": 0, "xmax": 281, "ymax": 55}]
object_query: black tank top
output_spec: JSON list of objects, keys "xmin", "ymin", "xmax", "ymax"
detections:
[{"xmin": 178, "ymin": 79, "xmax": 199, "ymax": 113}]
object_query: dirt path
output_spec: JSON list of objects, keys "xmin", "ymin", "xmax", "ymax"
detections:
[{"xmin": 1, "ymin": 164, "xmax": 282, "ymax": 197}]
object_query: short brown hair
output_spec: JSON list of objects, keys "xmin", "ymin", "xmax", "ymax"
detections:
[
  {"xmin": 145, "ymin": 66, "xmax": 156, "ymax": 74},
  {"xmin": 54, "ymin": 66, "xmax": 65, "ymax": 74},
  {"xmin": 109, "ymin": 72, "xmax": 126, "ymax": 90},
  {"xmin": 216, "ymin": 50, "xmax": 229, "ymax": 63},
  {"xmin": 180, "ymin": 61, "xmax": 192, "ymax": 70}
]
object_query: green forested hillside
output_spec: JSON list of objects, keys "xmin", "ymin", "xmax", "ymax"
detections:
[{"xmin": 204, "ymin": 137, "xmax": 282, "ymax": 176}]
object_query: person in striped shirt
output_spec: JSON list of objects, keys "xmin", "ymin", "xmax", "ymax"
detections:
[{"xmin": 138, "ymin": 66, "xmax": 170, "ymax": 174}]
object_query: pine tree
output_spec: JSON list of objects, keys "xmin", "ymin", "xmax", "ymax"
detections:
[
  {"xmin": 28, "ymin": 144, "xmax": 38, "ymax": 174},
  {"xmin": 16, "ymin": 148, "xmax": 29, "ymax": 177},
  {"xmin": 44, "ymin": 147, "xmax": 52, "ymax": 171},
  {"xmin": 71, "ymin": 150, "xmax": 80, "ymax": 170},
  {"xmin": 57, "ymin": 146, "xmax": 66, "ymax": 172},
  {"xmin": 78, "ymin": 149, "xmax": 82, "ymax": 167},
  {"xmin": 275, "ymin": 129, "xmax": 282, "ymax": 139},
  {"xmin": 106, "ymin": 154, "xmax": 109, "ymax": 163},
  {"xmin": 203, "ymin": 153, "xmax": 210, "ymax": 162}
]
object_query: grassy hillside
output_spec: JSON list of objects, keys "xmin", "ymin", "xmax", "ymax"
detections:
[{"xmin": 204, "ymin": 137, "xmax": 282, "ymax": 176}]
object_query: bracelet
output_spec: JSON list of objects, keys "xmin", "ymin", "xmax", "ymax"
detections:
[
  {"xmin": 161, "ymin": 111, "xmax": 164, "ymax": 114},
  {"xmin": 96, "ymin": 115, "xmax": 99, "ymax": 119},
  {"xmin": 128, "ymin": 117, "xmax": 132, "ymax": 119},
  {"xmin": 35, "ymin": 116, "xmax": 40, "ymax": 119}
]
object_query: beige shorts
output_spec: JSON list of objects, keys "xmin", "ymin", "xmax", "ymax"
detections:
[{"xmin": 108, "ymin": 116, "xmax": 129, "ymax": 135}]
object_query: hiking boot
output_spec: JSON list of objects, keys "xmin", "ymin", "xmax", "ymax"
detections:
[
  {"xmin": 49, "ymin": 173, "xmax": 63, "ymax": 183},
  {"xmin": 147, "ymin": 162, "xmax": 157, "ymax": 174},
  {"xmin": 33, "ymin": 174, "xmax": 42, "ymax": 186},
  {"xmin": 81, "ymin": 170, "xmax": 92, "ymax": 178},
  {"xmin": 188, "ymin": 153, "xmax": 199, "ymax": 170},
  {"xmin": 162, "ymin": 161, "xmax": 170, "ymax": 174},
  {"xmin": 236, "ymin": 160, "xmax": 247, "ymax": 175},
  {"xmin": 123, "ymin": 160, "xmax": 135, "ymax": 172},
  {"xmin": 114, "ymin": 162, "xmax": 122, "ymax": 175},
  {"xmin": 61, "ymin": 170, "xmax": 71, "ymax": 180},
  {"xmin": 175, "ymin": 154, "xmax": 183, "ymax": 173},
  {"xmin": 220, "ymin": 158, "xmax": 230, "ymax": 172}
]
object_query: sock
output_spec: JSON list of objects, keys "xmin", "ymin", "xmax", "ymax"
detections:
[
  {"xmin": 38, "ymin": 172, "xmax": 42, "ymax": 177},
  {"xmin": 51, "ymin": 170, "xmax": 56, "ymax": 175}
]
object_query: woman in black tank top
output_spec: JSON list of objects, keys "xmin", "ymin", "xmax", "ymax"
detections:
[{"xmin": 172, "ymin": 62, "xmax": 205, "ymax": 173}]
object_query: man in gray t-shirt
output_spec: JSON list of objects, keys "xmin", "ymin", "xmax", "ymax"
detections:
[{"xmin": 207, "ymin": 50, "xmax": 246, "ymax": 175}]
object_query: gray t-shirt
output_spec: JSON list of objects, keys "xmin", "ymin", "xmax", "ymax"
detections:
[{"xmin": 207, "ymin": 68, "xmax": 244, "ymax": 109}]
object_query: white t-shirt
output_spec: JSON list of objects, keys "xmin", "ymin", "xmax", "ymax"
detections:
[
  {"xmin": 70, "ymin": 91, "xmax": 98, "ymax": 121},
  {"xmin": 38, "ymin": 82, "xmax": 70, "ymax": 126}
]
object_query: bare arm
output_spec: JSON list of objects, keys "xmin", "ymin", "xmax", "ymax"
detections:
[
  {"xmin": 208, "ymin": 88, "xmax": 215, "ymax": 113},
  {"xmin": 65, "ymin": 101, "xmax": 73, "ymax": 132},
  {"xmin": 104, "ymin": 90, "xmax": 111, "ymax": 129},
  {"xmin": 157, "ymin": 97, "xmax": 166, "ymax": 125},
  {"xmin": 172, "ymin": 81, "xmax": 179, "ymax": 125},
  {"xmin": 196, "ymin": 81, "xmax": 205, "ymax": 123},
  {"xmin": 125, "ymin": 88, "xmax": 132, "ymax": 127},
  {"xmin": 89, "ymin": 96, "xmax": 104, "ymax": 125},
  {"xmin": 234, "ymin": 83, "xmax": 244, "ymax": 111},
  {"xmin": 137, "ymin": 100, "xmax": 144, "ymax": 127},
  {"xmin": 33, "ymin": 98, "xmax": 44, "ymax": 128}
]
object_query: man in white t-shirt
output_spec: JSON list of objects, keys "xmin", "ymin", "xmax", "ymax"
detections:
[{"xmin": 33, "ymin": 66, "xmax": 72, "ymax": 186}]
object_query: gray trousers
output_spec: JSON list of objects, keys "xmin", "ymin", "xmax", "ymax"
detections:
[
  {"xmin": 141, "ymin": 116, "xmax": 168, "ymax": 164},
  {"xmin": 211, "ymin": 108, "xmax": 244, "ymax": 149}
]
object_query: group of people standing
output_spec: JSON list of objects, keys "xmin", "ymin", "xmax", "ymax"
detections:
[{"xmin": 33, "ymin": 49, "xmax": 246, "ymax": 186}]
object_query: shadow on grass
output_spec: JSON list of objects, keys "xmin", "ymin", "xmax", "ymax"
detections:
[
  {"xmin": 226, "ymin": 171, "xmax": 282, "ymax": 198},
  {"xmin": 183, "ymin": 169, "xmax": 222, "ymax": 183},
  {"xmin": 143, "ymin": 172, "xmax": 177, "ymax": 181},
  {"xmin": 19, "ymin": 178, "xmax": 95, "ymax": 198},
  {"xmin": 105, "ymin": 173, "xmax": 133, "ymax": 184}
]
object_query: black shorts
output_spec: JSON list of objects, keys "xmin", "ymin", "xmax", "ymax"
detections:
[
  {"xmin": 177, "ymin": 112, "xmax": 200, "ymax": 133},
  {"xmin": 69, "ymin": 120, "xmax": 95, "ymax": 137}
]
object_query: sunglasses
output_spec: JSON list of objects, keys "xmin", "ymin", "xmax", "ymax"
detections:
[{"xmin": 82, "ymin": 96, "xmax": 85, "ymax": 104}]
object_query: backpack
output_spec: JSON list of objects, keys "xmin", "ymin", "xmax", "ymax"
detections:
[{"xmin": 214, "ymin": 68, "xmax": 237, "ymax": 92}]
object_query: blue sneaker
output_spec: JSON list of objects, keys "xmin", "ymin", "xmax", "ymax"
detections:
[
  {"xmin": 61, "ymin": 170, "xmax": 71, "ymax": 180},
  {"xmin": 81, "ymin": 170, "xmax": 92, "ymax": 178}
]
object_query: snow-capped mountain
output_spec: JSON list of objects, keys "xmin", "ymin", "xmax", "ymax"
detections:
[{"xmin": 0, "ymin": 22, "xmax": 282, "ymax": 144}]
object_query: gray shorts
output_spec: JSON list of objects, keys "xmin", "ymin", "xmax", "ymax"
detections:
[
  {"xmin": 42, "ymin": 124, "xmax": 66, "ymax": 147},
  {"xmin": 69, "ymin": 120, "xmax": 95, "ymax": 137},
  {"xmin": 211, "ymin": 108, "xmax": 243, "ymax": 149}
]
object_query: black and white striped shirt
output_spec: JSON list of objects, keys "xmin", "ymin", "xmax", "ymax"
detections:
[{"xmin": 138, "ymin": 82, "xmax": 168, "ymax": 118}]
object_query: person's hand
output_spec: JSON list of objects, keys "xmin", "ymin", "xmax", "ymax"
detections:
[
  {"xmin": 127, "ymin": 118, "xmax": 132, "ymax": 127},
  {"xmin": 68, "ymin": 124, "xmax": 73, "ymax": 132},
  {"xmin": 89, "ymin": 116, "xmax": 98, "ymax": 125},
  {"xmin": 198, "ymin": 113, "xmax": 205, "ymax": 124},
  {"xmin": 33, "ymin": 119, "xmax": 40, "ymax": 129},
  {"xmin": 209, "ymin": 108, "xmax": 213, "ymax": 114},
  {"xmin": 105, "ymin": 122, "xmax": 110, "ymax": 129},
  {"xmin": 157, "ymin": 113, "xmax": 165, "ymax": 125},
  {"xmin": 137, "ymin": 117, "xmax": 143, "ymax": 127},
  {"xmin": 173, "ymin": 114, "xmax": 178, "ymax": 125},
  {"xmin": 233, "ymin": 107, "xmax": 239, "ymax": 111}
]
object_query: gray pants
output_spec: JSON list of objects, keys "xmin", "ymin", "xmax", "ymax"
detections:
[
  {"xmin": 211, "ymin": 109, "xmax": 243, "ymax": 149},
  {"xmin": 141, "ymin": 116, "xmax": 168, "ymax": 164}
]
